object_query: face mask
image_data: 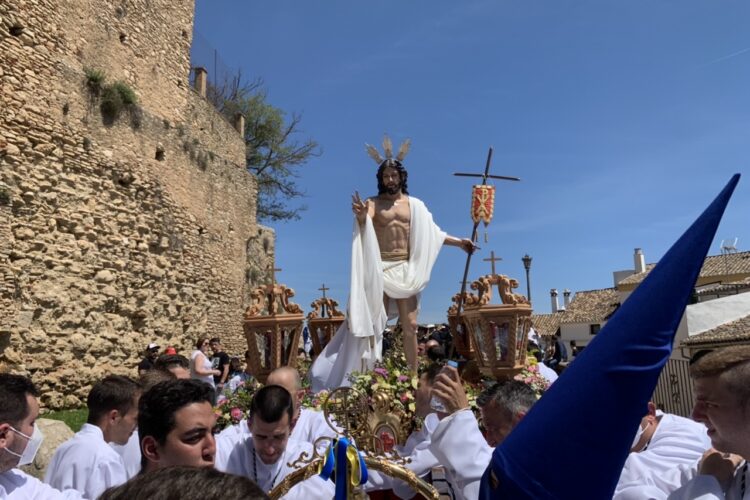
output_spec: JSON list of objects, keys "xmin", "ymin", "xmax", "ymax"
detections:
[
  {"xmin": 6, "ymin": 425, "xmax": 44, "ymax": 466},
  {"xmin": 630, "ymin": 421, "xmax": 649, "ymax": 450}
]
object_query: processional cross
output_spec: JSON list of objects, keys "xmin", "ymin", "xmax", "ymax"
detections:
[
  {"xmin": 318, "ymin": 283, "xmax": 330, "ymax": 316},
  {"xmin": 483, "ymin": 250, "xmax": 503, "ymax": 276},
  {"xmin": 453, "ymin": 147, "xmax": 520, "ymax": 317}
]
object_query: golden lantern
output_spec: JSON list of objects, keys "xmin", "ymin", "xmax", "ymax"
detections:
[
  {"xmin": 307, "ymin": 296, "xmax": 345, "ymax": 356},
  {"xmin": 243, "ymin": 282, "xmax": 305, "ymax": 384}
]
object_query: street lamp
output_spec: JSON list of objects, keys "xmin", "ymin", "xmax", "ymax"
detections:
[{"xmin": 522, "ymin": 254, "xmax": 532, "ymax": 303}]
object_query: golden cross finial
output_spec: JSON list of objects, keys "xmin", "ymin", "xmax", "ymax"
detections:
[{"xmin": 318, "ymin": 283, "xmax": 329, "ymax": 298}]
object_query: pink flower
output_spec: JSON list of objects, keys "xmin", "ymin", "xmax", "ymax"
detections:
[
  {"xmin": 374, "ymin": 367, "xmax": 388, "ymax": 377},
  {"xmin": 230, "ymin": 407, "xmax": 242, "ymax": 422},
  {"xmin": 397, "ymin": 375, "xmax": 408, "ymax": 382},
  {"xmin": 400, "ymin": 394, "xmax": 409, "ymax": 403}
]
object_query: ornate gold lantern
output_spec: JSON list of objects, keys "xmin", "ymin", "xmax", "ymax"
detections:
[
  {"xmin": 243, "ymin": 282, "xmax": 304, "ymax": 384},
  {"xmin": 462, "ymin": 274, "xmax": 532, "ymax": 379},
  {"xmin": 307, "ymin": 296, "xmax": 345, "ymax": 356}
]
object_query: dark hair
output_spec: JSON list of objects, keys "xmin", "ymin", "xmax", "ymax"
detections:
[
  {"xmin": 138, "ymin": 370, "xmax": 177, "ymax": 393},
  {"xmin": 419, "ymin": 363, "xmax": 444, "ymax": 385},
  {"xmin": 0, "ymin": 374, "xmax": 38, "ymax": 425},
  {"xmin": 138, "ymin": 379, "xmax": 214, "ymax": 448},
  {"xmin": 229, "ymin": 357, "xmax": 242, "ymax": 374},
  {"xmin": 195, "ymin": 337, "xmax": 209, "ymax": 349},
  {"xmin": 87, "ymin": 375, "xmax": 140, "ymax": 424},
  {"xmin": 99, "ymin": 465, "xmax": 269, "ymax": 500},
  {"xmin": 209, "ymin": 338, "xmax": 220, "ymax": 345},
  {"xmin": 426, "ymin": 345, "xmax": 446, "ymax": 362},
  {"xmin": 249, "ymin": 385, "xmax": 293, "ymax": 424},
  {"xmin": 476, "ymin": 380, "xmax": 538, "ymax": 416},
  {"xmin": 376, "ymin": 160, "xmax": 409, "ymax": 195},
  {"xmin": 154, "ymin": 354, "xmax": 189, "ymax": 371}
]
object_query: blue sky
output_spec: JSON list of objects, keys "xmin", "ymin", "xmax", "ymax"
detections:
[{"xmin": 194, "ymin": 1, "xmax": 750, "ymax": 323}]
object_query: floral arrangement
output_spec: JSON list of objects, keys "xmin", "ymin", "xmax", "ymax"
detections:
[
  {"xmin": 513, "ymin": 356, "xmax": 551, "ymax": 397},
  {"xmin": 214, "ymin": 377, "xmax": 261, "ymax": 430}
]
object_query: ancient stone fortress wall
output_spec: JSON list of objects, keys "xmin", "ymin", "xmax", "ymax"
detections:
[{"xmin": 0, "ymin": 0, "xmax": 273, "ymax": 408}]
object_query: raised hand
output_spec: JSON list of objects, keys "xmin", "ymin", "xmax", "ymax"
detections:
[{"xmin": 351, "ymin": 191, "xmax": 368, "ymax": 224}]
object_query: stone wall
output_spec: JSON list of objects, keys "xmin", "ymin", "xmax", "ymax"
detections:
[{"xmin": 0, "ymin": 0, "xmax": 273, "ymax": 408}]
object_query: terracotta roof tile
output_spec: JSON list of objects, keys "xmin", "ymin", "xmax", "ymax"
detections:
[
  {"xmin": 681, "ymin": 313, "xmax": 750, "ymax": 347},
  {"xmin": 531, "ymin": 312, "xmax": 564, "ymax": 337},
  {"xmin": 618, "ymin": 251, "xmax": 750, "ymax": 286},
  {"xmin": 561, "ymin": 288, "xmax": 621, "ymax": 324}
]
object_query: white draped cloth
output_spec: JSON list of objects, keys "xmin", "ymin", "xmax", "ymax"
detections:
[
  {"xmin": 216, "ymin": 435, "xmax": 334, "ymax": 499},
  {"xmin": 667, "ymin": 464, "xmax": 750, "ymax": 500},
  {"xmin": 614, "ymin": 412, "xmax": 712, "ymax": 499},
  {"xmin": 44, "ymin": 423, "xmax": 128, "ymax": 499},
  {"xmin": 310, "ymin": 197, "xmax": 446, "ymax": 392},
  {"xmin": 1, "ymin": 469, "xmax": 83, "ymax": 499},
  {"xmin": 429, "ymin": 409, "xmax": 493, "ymax": 500}
]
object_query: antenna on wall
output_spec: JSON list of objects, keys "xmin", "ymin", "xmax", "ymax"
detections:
[{"xmin": 720, "ymin": 237, "xmax": 739, "ymax": 254}]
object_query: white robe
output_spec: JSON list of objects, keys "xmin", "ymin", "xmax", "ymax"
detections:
[
  {"xmin": 310, "ymin": 197, "xmax": 446, "ymax": 392},
  {"xmin": 109, "ymin": 430, "xmax": 141, "ymax": 479},
  {"xmin": 0, "ymin": 469, "xmax": 83, "ymax": 499},
  {"xmin": 44, "ymin": 423, "xmax": 128, "ymax": 499},
  {"xmin": 215, "ymin": 408, "xmax": 337, "ymax": 459},
  {"xmin": 614, "ymin": 412, "xmax": 711, "ymax": 499},
  {"xmin": 667, "ymin": 465, "xmax": 749, "ymax": 500},
  {"xmin": 366, "ymin": 413, "xmax": 441, "ymax": 498},
  {"xmin": 215, "ymin": 435, "xmax": 334, "ymax": 499},
  {"xmin": 429, "ymin": 409, "xmax": 493, "ymax": 500}
]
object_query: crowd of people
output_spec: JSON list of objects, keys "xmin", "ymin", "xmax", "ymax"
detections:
[{"xmin": 1, "ymin": 335, "xmax": 750, "ymax": 499}]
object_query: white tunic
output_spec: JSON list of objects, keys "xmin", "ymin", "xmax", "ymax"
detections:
[
  {"xmin": 310, "ymin": 197, "xmax": 446, "ymax": 392},
  {"xmin": 667, "ymin": 465, "xmax": 749, "ymax": 500},
  {"xmin": 614, "ymin": 413, "xmax": 712, "ymax": 500},
  {"xmin": 215, "ymin": 409, "xmax": 338, "ymax": 461},
  {"xmin": 0, "ymin": 469, "xmax": 83, "ymax": 499},
  {"xmin": 216, "ymin": 435, "xmax": 335, "ymax": 499},
  {"xmin": 109, "ymin": 429, "xmax": 141, "ymax": 479},
  {"xmin": 429, "ymin": 409, "xmax": 493, "ymax": 500},
  {"xmin": 44, "ymin": 423, "xmax": 128, "ymax": 499},
  {"xmin": 293, "ymin": 408, "xmax": 339, "ymax": 452},
  {"xmin": 366, "ymin": 413, "xmax": 441, "ymax": 499}
]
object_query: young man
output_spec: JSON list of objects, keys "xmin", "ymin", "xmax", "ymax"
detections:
[
  {"xmin": 0, "ymin": 374, "xmax": 83, "ymax": 499},
  {"xmin": 45, "ymin": 375, "xmax": 140, "ymax": 499},
  {"xmin": 209, "ymin": 338, "xmax": 230, "ymax": 392},
  {"xmin": 216, "ymin": 385, "xmax": 334, "ymax": 498},
  {"xmin": 664, "ymin": 346, "xmax": 750, "ymax": 499},
  {"xmin": 613, "ymin": 402, "xmax": 711, "ymax": 498},
  {"xmin": 138, "ymin": 378, "xmax": 217, "ymax": 472}
]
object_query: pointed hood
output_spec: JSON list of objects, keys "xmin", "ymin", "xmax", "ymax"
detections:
[{"xmin": 481, "ymin": 174, "xmax": 740, "ymax": 499}]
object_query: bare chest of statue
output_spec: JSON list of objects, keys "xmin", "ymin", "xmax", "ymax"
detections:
[{"xmin": 372, "ymin": 196, "xmax": 411, "ymax": 257}]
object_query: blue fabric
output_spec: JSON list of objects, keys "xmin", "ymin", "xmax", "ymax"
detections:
[{"xmin": 480, "ymin": 174, "xmax": 740, "ymax": 500}]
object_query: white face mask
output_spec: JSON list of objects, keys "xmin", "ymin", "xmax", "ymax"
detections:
[
  {"xmin": 630, "ymin": 421, "xmax": 649, "ymax": 451},
  {"xmin": 6, "ymin": 425, "xmax": 44, "ymax": 466}
]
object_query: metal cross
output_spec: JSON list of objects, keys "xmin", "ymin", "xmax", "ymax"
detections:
[
  {"xmin": 483, "ymin": 251, "xmax": 503, "ymax": 275},
  {"xmin": 318, "ymin": 283, "xmax": 329, "ymax": 298},
  {"xmin": 453, "ymin": 147, "xmax": 520, "ymax": 316}
]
